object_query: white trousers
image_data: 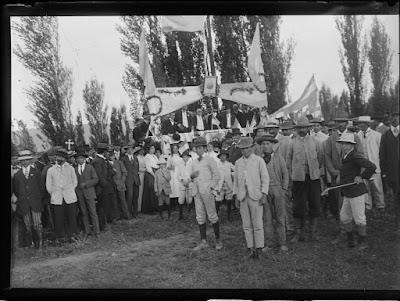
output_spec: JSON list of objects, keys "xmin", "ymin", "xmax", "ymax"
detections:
[
  {"xmin": 340, "ymin": 194, "xmax": 367, "ymax": 226},
  {"xmin": 239, "ymin": 194, "xmax": 264, "ymax": 248}
]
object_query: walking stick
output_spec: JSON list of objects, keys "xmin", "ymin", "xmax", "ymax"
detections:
[{"xmin": 321, "ymin": 181, "xmax": 357, "ymax": 196}]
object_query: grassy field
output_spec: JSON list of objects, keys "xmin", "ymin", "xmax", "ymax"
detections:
[{"xmin": 9, "ymin": 197, "xmax": 400, "ymax": 291}]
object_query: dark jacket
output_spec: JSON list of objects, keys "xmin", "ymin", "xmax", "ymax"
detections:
[
  {"xmin": 206, "ymin": 113, "xmax": 222, "ymax": 130},
  {"xmin": 220, "ymin": 112, "xmax": 236, "ymax": 129},
  {"xmin": 228, "ymin": 144, "xmax": 243, "ymax": 165},
  {"xmin": 379, "ymin": 128, "xmax": 399, "ymax": 191},
  {"xmin": 121, "ymin": 154, "xmax": 140, "ymax": 186},
  {"xmin": 13, "ymin": 167, "xmax": 45, "ymax": 215},
  {"xmin": 339, "ymin": 150, "xmax": 376, "ymax": 198},
  {"xmin": 161, "ymin": 118, "xmax": 177, "ymax": 135},
  {"xmin": 133, "ymin": 121, "xmax": 149, "ymax": 142},
  {"xmin": 75, "ymin": 163, "xmax": 98, "ymax": 200},
  {"xmin": 232, "ymin": 110, "xmax": 246, "ymax": 128},
  {"xmin": 192, "ymin": 114, "xmax": 207, "ymax": 131},
  {"xmin": 174, "ymin": 110, "xmax": 193, "ymax": 132},
  {"xmin": 243, "ymin": 109, "xmax": 254, "ymax": 126},
  {"xmin": 92, "ymin": 155, "xmax": 115, "ymax": 196}
]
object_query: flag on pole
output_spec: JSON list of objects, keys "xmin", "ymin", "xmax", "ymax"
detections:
[
  {"xmin": 139, "ymin": 30, "xmax": 156, "ymax": 97},
  {"xmin": 211, "ymin": 116, "xmax": 221, "ymax": 127},
  {"xmin": 232, "ymin": 117, "xmax": 241, "ymax": 129},
  {"xmin": 248, "ymin": 23, "xmax": 266, "ymax": 91},
  {"xmin": 161, "ymin": 16, "xmax": 205, "ymax": 33}
]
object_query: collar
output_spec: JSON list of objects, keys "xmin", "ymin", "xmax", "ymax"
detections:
[
  {"xmin": 79, "ymin": 162, "xmax": 86, "ymax": 168},
  {"xmin": 56, "ymin": 162, "xmax": 66, "ymax": 168},
  {"xmin": 23, "ymin": 166, "xmax": 31, "ymax": 173},
  {"xmin": 97, "ymin": 154, "xmax": 106, "ymax": 160},
  {"xmin": 391, "ymin": 125, "xmax": 399, "ymax": 131},
  {"xmin": 343, "ymin": 149, "xmax": 354, "ymax": 159},
  {"xmin": 12, "ymin": 165, "xmax": 21, "ymax": 170},
  {"xmin": 365, "ymin": 127, "xmax": 371, "ymax": 133}
]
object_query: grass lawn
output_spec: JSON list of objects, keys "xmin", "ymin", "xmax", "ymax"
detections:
[{"xmin": 8, "ymin": 197, "xmax": 400, "ymax": 293}]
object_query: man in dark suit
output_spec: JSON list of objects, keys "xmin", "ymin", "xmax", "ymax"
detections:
[
  {"xmin": 175, "ymin": 106, "xmax": 193, "ymax": 133},
  {"xmin": 228, "ymin": 128, "xmax": 244, "ymax": 165},
  {"xmin": 92, "ymin": 143, "xmax": 116, "ymax": 231},
  {"xmin": 242, "ymin": 105, "xmax": 254, "ymax": 128},
  {"xmin": 206, "ymin": 108, "xmax": 222, "ymax": 130},
  {"xmin": 221, "ymin": 108, "xmax": 236, "ymax": 130},
  {"xmin": 74, "ymin": 149, "xmax": 100, "ymax": 237},
  {"xmin": 121, "ymin": 142, "xmax": 141, "ymax": 218},
  {"xmin": 380, "ymin": 111, "xmax": 400, "ymax": 236},
  {"xmin": 161, "ymin": 112, "xmax": 178, "ymax": 135},
  {"xmin": 13, "ymin": 150, "xmax": 45, "ymax": 249},
  {"xmin": 109, "ymin": 149, "xmax": 130, "ymax": 220},
  {"xmin": 133, "ymin": 118, "xmax": 149, "ymax": 142},
  {"xmin": 232, "ymin": 104, "xmax": 246, "ymax": 128}
]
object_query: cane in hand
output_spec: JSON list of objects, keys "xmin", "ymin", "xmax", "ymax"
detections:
[{"xmin": 320, "ymin": 181, "xmax": 357, "ymax": 196}]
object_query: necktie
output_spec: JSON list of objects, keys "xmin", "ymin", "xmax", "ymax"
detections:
[
  {"xmin": 394, "ymin": 128, "xmax": 399, "ymax": 137},
  {"xmin": 80, "ymin": 165, "xmax": 83, "ymax": 175},
  {"xmin": 263, "ymin": 152, "xmax": 272, "ymax": 165},
  {"xmin": 363, "ymin": 131, "xmax": 367, "ymax": 139},
  {"xmin": 24, "ymin": 169, "xmax": 29, "ymax": 179},
  {"xmin": 198, "ymin": 156, "xmax": 203, "ymax": 161}
]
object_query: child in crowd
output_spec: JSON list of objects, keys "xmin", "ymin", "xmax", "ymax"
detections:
[
  {"xmin": 215, "ymin": 150, "xmax": 235, "ymax": 221},
  {"xmin": 176, "ymin": 150, "xmax": 194, "ymax": 219},
  {"xmin": 154, "ymin": 157, "xmax": 172, "ymax": 219}
]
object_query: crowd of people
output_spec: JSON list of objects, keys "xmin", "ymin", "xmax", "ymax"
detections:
[{"xmin": 10, "ymin": 103, "xmax": 399, "ymax": 260}]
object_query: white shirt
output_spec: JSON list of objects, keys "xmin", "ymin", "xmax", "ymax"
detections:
[
  {"xmin": 182, "ymin": 110, "xmax": 189, "ymax": 128},
  {"xmin": 22, "ymin": 166, "xmax": 31, "ymax": 177},
  {"xmin": 145, "ymin": 153, "xmax": 159, "ymax": 173},
  {"xmin": 391, "ymin": 125, "xmax": 399, "ymax": 137},
  {"xmin": 127, "ymin": 154, "xmax": 134, "ymax": 161},
  {"xmin": 226, "ymin": 113, "xmax": 231, "ymax": 128},
  {"xmin": 196, "ymin": 115, "xmax": 204, "ymax": 130},
  {"xmin": 78, "ymin": 162, "xmax": 86, "ymax": 175}
]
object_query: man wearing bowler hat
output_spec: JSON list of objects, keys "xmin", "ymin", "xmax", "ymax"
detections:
[
  {"xmin": 379, "ymin": 111, "xmax": 400, "ymax": 236},
  {"xmin": 287, "ymin": 116, "xmax": 324, "ymax": 243},
  {"xmin": 190, "ymin": 137, "xmax": 222, "ymax": 251},
  {"xmin": 74, "ymin": 148, "xmax": 100, "ymax": 238},
  {"xmin": 324, "ymin": 110, "xmax": 364, "ymax": 241},
  {"xmin": 354, "ymin": 115, "xmax": 385, "ymax": 212},
  {"xmin": 46, "ymin": 148, "xmax": 79, "ymax": 243},
  {"xmin": 234, "ymin": 136, "xmax": 269, "ymax": 259},
  {"xmin": 121, "ymin": 142, "xmax": 141, "ymax": 219},
  {"xmin": 92, "ymin": 143, "xmax": 116, "ymax": 231},
  {"xmin": 228, "ymin": 128, "xmax": 244, "ymax": 165},
  {"xmin": 280, "ymin": 120, "xmax": 295, "ymax": 138}
]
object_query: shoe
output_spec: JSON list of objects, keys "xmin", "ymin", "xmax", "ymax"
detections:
[
  {"xmin": 358, "ymin": 236, "xmax": 368, "ymax": 250},
  {"xmin": 193, "ymin": 240, "xmax": 209, "ymax": 251},
  {"xmin": 215, "ymin": 240, "xmax": 223, "ymax": 250},
  {"xmin": 279, "ymin": 245, "xmax": 289, "ymax": 252},
  {"xmin": 253, "ymin": 249, "xmax": 259, "ymax": 259},
  {"xmin": 346, "ymin": 232, "xmax": 356, "ymax": 248},
  {"xmin": 261, "ymin": 245, "xmax": 273, "ymax": 253}
]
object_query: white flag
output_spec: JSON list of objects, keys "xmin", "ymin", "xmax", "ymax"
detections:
[
  {"xmin": 248, "ymin": 23, "xmax": 266, "ymax": 91},
  {"xmin": 161, "ymin": 16, "xmax": 205, "ymax": 33},
  {"xmin": 139, "ymin": 30, "xmax": 156, "ymax": 97}
]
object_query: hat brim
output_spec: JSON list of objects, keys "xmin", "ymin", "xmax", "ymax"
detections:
[
  {"xmin": 231, "ymin": 131, "xmax": 243, "ymax": 136},
  {"xmin": 280, "ymin": 126, "xmax": 294, "ymax": 130},
  {"xmin": 74, "ymin": 153, "xmax": 88, "ymax": 158},
  {"xmin": 336, "ymin": 140, "xmax": 357, "ymax": 144},
  {"xmin": 256, "ymin": 137, "xmax": 278, "ymax": 144},
  {"xmin": 294, "ymin": 123, "xmax": 313, "ymax": 128},
  {"xmin": 217, "ymin": 153, "xmax": 229, "ymax": 158},
  {"xmin": 333, "ymin": 118, "xmax": 349, "ymax": 121},
  {"xmin": 237, "ymin": 143, "xmax": 255, "ymax": 149},
  {"xmin": 353, "ymin": 120, "xmax": 373, "ymax": 124},
  {"xmin": 265, "ymin": 125, "xmax": 279, "ymax": 128},
  {"xmin": 18, "ymin": 155, "xmax": 33, "ymax": 161}
]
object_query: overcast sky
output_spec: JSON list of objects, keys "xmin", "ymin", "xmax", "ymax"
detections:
[{"xmin": 11, "ymin": 15, "xmax": 399, "ymax": 129}]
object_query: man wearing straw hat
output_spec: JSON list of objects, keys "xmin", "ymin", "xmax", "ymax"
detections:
[
  {"xmin": 324, "ymin": 110, "xmax": 364, "ymax": 241},
  {"xmin": 354, "ymin": 115, "xmax": 385, "ymax": 212},
  {"xmin": 46, "ymin": 148, "xmax": 79, "ymax": 243},
  {"xmin": 13, "ymin": 150, "xmax": 45, "ymax": 249},
  {"xmin": 265, "ymin": 118, "xmax": 291, "ymax": 161},
  {"xmin": 336, "ymin": 132, "xmax": 376, "ymax": 250},
  {"xmin": 287, "ymin": 116, "xmax": 324, "ymax": 243},
  {"xmin": 190, "ymin": 136, "xmax": 222, "ymax": 251},
  {"xmin": 234, "ymin": 136, "xmax": 269, "ymax": 259}
]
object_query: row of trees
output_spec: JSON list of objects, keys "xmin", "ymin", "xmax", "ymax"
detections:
[{"xmin": 335, "ymin": 16, "xmax": 398, "ymax": 118}]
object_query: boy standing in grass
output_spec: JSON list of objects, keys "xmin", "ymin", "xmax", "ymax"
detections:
[
  {"xmin": 337, "ymin": 133, "xmax": 376, "ymax": 250},
  {"xmin": 154, "ymin": 157, "xmax": 171, "ymax": 219},
  {"xmin": 176, "ymin": 150, "xmax": 194, "ymax": 219},
  {"xmin": 215, "ymin": 150, "xmax": 235, "ymax": 221}
]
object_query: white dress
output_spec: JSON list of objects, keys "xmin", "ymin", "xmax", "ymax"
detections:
[{"xmin": 167, "ymin": 153, "xmax": 183, "ymax": 198}]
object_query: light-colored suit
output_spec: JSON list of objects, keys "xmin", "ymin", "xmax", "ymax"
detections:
[{"xmin": 46, "ymin": 163, "xmax": 78, "ymax": 205}]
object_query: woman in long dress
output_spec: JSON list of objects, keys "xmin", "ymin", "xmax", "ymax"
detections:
[
  {"xmin": 142, "ymin": 144, "xmax": 159, "ymax": 214},
  {"xmin": 167, "ymin": 144, "xmax": 183, "ymax": 211},
  {"xmin": 136, "ymin": 147, "xmax": 146, "ymax": 213}
]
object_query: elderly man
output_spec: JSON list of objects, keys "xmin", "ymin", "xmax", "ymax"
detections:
[
  {"xmin": 13, "ymin": 150, "xmax": 45, "ymax": 248},
  {"xmin": 193, "ymin": 108, "xmax": 206, "ymax": 131},
  {"xmin": 324, "ymin": 110, "xmax": 364, "ymax": 240},
  {"xmin": 190, "ymin": 137, "xmax": 222, "ymax": 251},
  {"xmin": 46, "ymin": 148, "xmax": 78, "ymax": 244},
  {"xmin": 234, "ymin": 137, "xmax": 269, "ymax": 259},
  {"xmin": 379, "ymin": 111, "xmax": 400, "ymax": 236},
  {"xmin": 287, "ymin": 116, "xmax": 324, "ymax": 243},
  {"xmin": 354, "ymin": 116, "xmax": 385, "ymax": 211}
]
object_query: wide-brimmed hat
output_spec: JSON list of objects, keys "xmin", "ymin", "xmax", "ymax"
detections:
[
  {"xmin": 74, "ymin": 149, "xmax": 88, "ymax": 158},
  {"xmin": 56, "ymin": 148, "xmax": 69, "ymax": 159},
  {"xmin": 337, "ymin": 133, "xmax": 357, "ymax": 144},
  {"xmin": 231, "ymin": 128, "xmax": 242, "ymax": 136},
  {"xmin": 253, "ymin": 124, "xmax": 266, "ymax": 132},
  {"xmin": 87, "ymin": 148, "xmax": 96, "ymax": 157},
  {"xmin": 180, "ymin": 150, "xmax": 191, "ymax": 157},
  {"xmin": 310, "ymin": 116, "xmax": 323, "ymax": 124},
  {"xmin": 217, "ymin": 149, "xmax": 230, "ymax": 159},
  {"xmin": 333, "ymin": 110, "xmax": 350, "ymax": 121},
  {"xmin": 326, "ymin": 121, "xmax": 339, "ymax": 130},
  {"xmin": 256, "ymin": 134, "xmax": 278, "ymax": 145},
  {"xmin": 47, "ymin": 146, "xmax": 62, "ymax": 156},
  {"xmin": 68, "ymin": 150, "xmax": 76, "ymax": 158},
  {"xmin": 193, "ymin": 137, "xmax": 208, "ymax": 147},
  {"xmin": 170, "ymin": 133, "xmax": 181, "ymax": 145},
  {"xmin": 265, "ymin": 119, "xmax": 280, "ymax": 128},
  {"xmin": 133, "ymin": 145, "xmax": 142, "ymax": 154},
  {"xmin": 294, "ymin": 116, "xmax": 313, "ymax": 128},
  {"xmin": 96, "ymin": 142, "xmax": 109, "ymax": 152},
  {"xmin": 157, "ymin": 157, "xmax": 167, "ymax": 165},
  {"xmin": 122, "ymin": 142, "xmax": 135, "ymax": 150},
  {"xmin": 17, "ymin": 150, "xmax": 34, "ymax": 161},
  {"xmin": 237, "ymin": 137, "xmax": 255, "ymax": 149},
  {"xmin": 280, "ymin": 120, "xmax": 295, "ymax": 130},
  {"xmin": 353, "ymin": 116, "xmax": 373, "ymax": 124}
]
